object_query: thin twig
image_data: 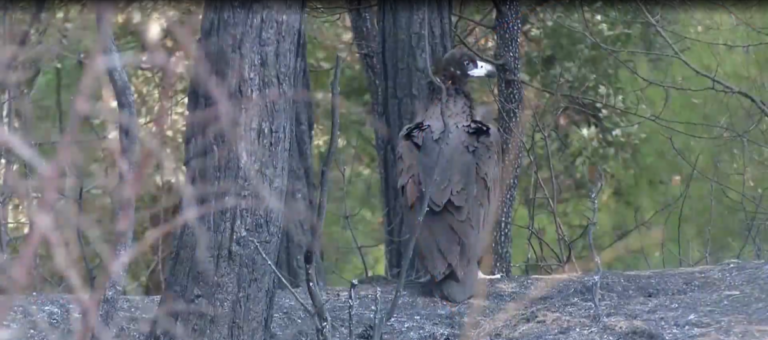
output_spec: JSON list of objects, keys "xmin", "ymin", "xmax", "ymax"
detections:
[
  {"xmin": 676, "ymin": 154, "xmax": 699, "ymax": 268},
  {"xmin": 339, "ymin": 159, "xmax": 369, "ymax": 277},
  {"xmin": 348, "ymin": 279, "xmax": 358, "ymax": 340},
  {"xmin": 250, "ymin": 237, "xmax": 314, "ymax": 316},
  {"xmin": 452, "ymin": 11, "xmax": 495, "ymax": 29},
  {"xmin": 587, "ymin": 166, "xmax": 604, "ymax": 322},
  {"xmin": 706, "ymin": 181, "xmax": 714, "ymax": 265},
  {"xmin": 532, "ymin": 114, "xmax": 568, "ymax": 258},
  {"xmin": 737, "ymin": 192, "xmax": 764, "ymax": 260},
  {"xmin": 305, "ymin": 53, "xmax": 343, "ymax": 340},
  {"xmin": 637, "ymin": 1, "xmax": 768, "ymax": 117},
  {"xmin": 76, "ymin": 184, "xmax": 94, "ymax": 288}
]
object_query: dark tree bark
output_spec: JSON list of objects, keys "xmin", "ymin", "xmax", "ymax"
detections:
[
  {"xmin": 348, "ymin": 0, "xmax": 381, "ymax": 121},
  {"xmin": 361, "ymin": 0, "xmax": 453, "ymax": 279},
  {"xmin": 146, "ymin": 2, "xmax": 304, "ymax": 339},
  {"xmin": 347, "ymin": 0, "xmax": 384, "ymax": 278},
  {"xmin": 95, "ymin": 6, "xmax": 139, "ymax": 334},
  {"xmin": 491, "ymin": 0, "xmax": 524, "ymax": 277},
  {"xmin": 276, "ymin": 27, "xmax": 316, "ymax": 289}
]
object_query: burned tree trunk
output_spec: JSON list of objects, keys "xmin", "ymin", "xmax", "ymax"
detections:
[
  {"xmin": 347, "ymin": 0, "xmax": 383, "ymax": 277},
  {"xmin": 146, "ymin": 2, "xmax": 304, "ymax": 339},
  {"xmin": 348, "ymin": 0, "xmax": 381, "ymax": 122},
  {"xmin": 276, "ymin": 27, "xmax": 316, "ymax": 289},
  {"xmin": 371, "ymin": 0, "xmax": 453, "ymax": 279},
  {"xmin": 492, "ymin": 0, "xmax": 525, "ymax": 277}
]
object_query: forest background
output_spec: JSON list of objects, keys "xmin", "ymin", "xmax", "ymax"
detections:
[{"xmin": 0, "ymin": 0, "xmax": 766, "ymax": 298}]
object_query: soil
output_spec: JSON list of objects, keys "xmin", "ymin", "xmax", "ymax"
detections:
[{"xmin": 1, "ymin": 260, "xmax": 766, "ymax": 340}]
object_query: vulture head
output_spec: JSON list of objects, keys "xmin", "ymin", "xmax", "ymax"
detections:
[
  {"xmin": 432, "ymin": 47, "xmax": 497, "ymax": 88},
  {"xmin": 396, "ymin": 47, "xmax": 503, "ymax": 304}
]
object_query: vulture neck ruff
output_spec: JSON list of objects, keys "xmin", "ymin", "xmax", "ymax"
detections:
[{"xmin": 425, "ymin": 80, "xmax": 475, "ymax": 126}]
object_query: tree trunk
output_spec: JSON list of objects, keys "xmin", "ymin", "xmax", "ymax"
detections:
[
  {"xmin": 96, "ymin": 5, "xmax": 140, "ymax": 334},
  {"xmin": 348, "ymin": 0, "xmax": 381, "ymax": 123},
  {"xmin": 373, "ymin": 0, "xmax": 453, "ymax": 279},
  {"xmin": 347, "ymin": 0, "xmax": 383, "ymax": 280},
  {"xmin": 0, "ymin": 87, "xmax": 14, "ymax": 256},
  {"xmin": 276, "ymin": 27, "xmax": 316, "ymax": 289},
  {"xmin": 146, "ymin": 2, "xmax": 304, "ymax": 339},
  {"xmin": 492, "ymin": 0, "xmax": 525, "ymax": 277}
]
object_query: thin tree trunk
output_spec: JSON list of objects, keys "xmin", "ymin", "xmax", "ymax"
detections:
[
  {"xmin": 146, "ymin": 2, "xmax": 304, "ymax": 339},
  {"xmin": 492, "ymin": 0, "xmax": 525, "ymax": 277},
  {"xmin": 0, "ymin": 87, "xmax": 13, "ymax": 256},
  {"xmin": 95, "ymin": 6, "xmax": 139, "ymax": 335},
  {"xmin": 0, "ymin": 4, "xmax": 10, "ymax": 256}
]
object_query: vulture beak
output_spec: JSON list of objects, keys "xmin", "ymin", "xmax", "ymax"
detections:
[{"xmin": 468, "ymin": 60, "xmax": 497, "ymax": 78}]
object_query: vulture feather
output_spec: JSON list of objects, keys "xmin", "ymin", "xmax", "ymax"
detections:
[{"xmin": 396, "ymin": 47, "xmax": 502, "ymax": 303}]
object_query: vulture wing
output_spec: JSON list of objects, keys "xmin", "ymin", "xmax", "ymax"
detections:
[{"xmin": 397, "ymin": 99, "xmax": 502, "ymax": 283}]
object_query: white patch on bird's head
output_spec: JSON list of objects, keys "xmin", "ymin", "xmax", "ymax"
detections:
[{"xmin": 468, "ymin": 60, "xmax": 496, "ymax": 78}]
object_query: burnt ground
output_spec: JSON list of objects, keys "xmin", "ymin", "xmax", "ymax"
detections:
[{"xmin": 1, "ymin": 260, "xmax": 766, "ymax": 339}]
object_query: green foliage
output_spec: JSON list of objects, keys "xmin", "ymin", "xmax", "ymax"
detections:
[
  {"xmin": 502, "ymin": 3, "xmax": 768, "ymax": 273},
  {"xmin": 305, "ymin": 14, "xmax": 385, "ymax": 286}
]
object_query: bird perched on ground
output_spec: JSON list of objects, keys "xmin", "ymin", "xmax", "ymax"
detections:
[{"xmin": 396, "ymin": 47, "xmax": 503, "ymax": 303}]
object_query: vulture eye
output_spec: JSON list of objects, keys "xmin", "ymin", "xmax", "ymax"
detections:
[{"xmin": 463, "ymin": 60, "xmax": 473, "ymax": 68}]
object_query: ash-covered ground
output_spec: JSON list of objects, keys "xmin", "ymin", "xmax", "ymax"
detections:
[{"xmin": 1, "ymin": 260, "xmax": 766, "ymax": 340}]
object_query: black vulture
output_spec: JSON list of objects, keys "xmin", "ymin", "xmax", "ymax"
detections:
[{"xmin": 396, "ymin": 47, "xmax": 502, "ymax": 303}]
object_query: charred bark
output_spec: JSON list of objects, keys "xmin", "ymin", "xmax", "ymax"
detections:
[
  {"xmin": 146, "ymin": 2, "xmax": 304, "ymax": 339},
  {"xmin": 367, "ymin": 0, "xmax": 453, "ymax": 279},
  {"xmin": 348, "ymin": 0, "xmax": 382, "ymax": 121},
  {"xmin": 276, "ymin": 26, "xmax": 316, "ymax": 289},
  {"xmin": 491, "ymin": 0, "xmax": 524, "ymax": 277},
  {"xmin": 347, "ymin": 0, "xmax": 388, "ymax": 278}
]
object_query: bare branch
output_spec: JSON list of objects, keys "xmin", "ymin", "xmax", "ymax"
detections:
[
  {"xmin": 676, "ymin": 154, "xmax": 700, "ymax": 268},
  {"xmin": 250, "ymin": 237, "xmax": 314, "ymax": 316},
  {"xmin": 452, "ymin": 11, "xmax": 495, "ymax": 29},
  {"xmin": 587, "ymin": 165, "xmax": 603, "ymax": 322},
  {"xmin": 636, "ymin": 1, "xmax": 768, "ymax": 117},
  {"xmin": 338, "ymin": 159, "xmax": 369, "ymax": 278},
  {"xmin": 305, "ymin": 53, "xmax": 343, "ymax": 340}
]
